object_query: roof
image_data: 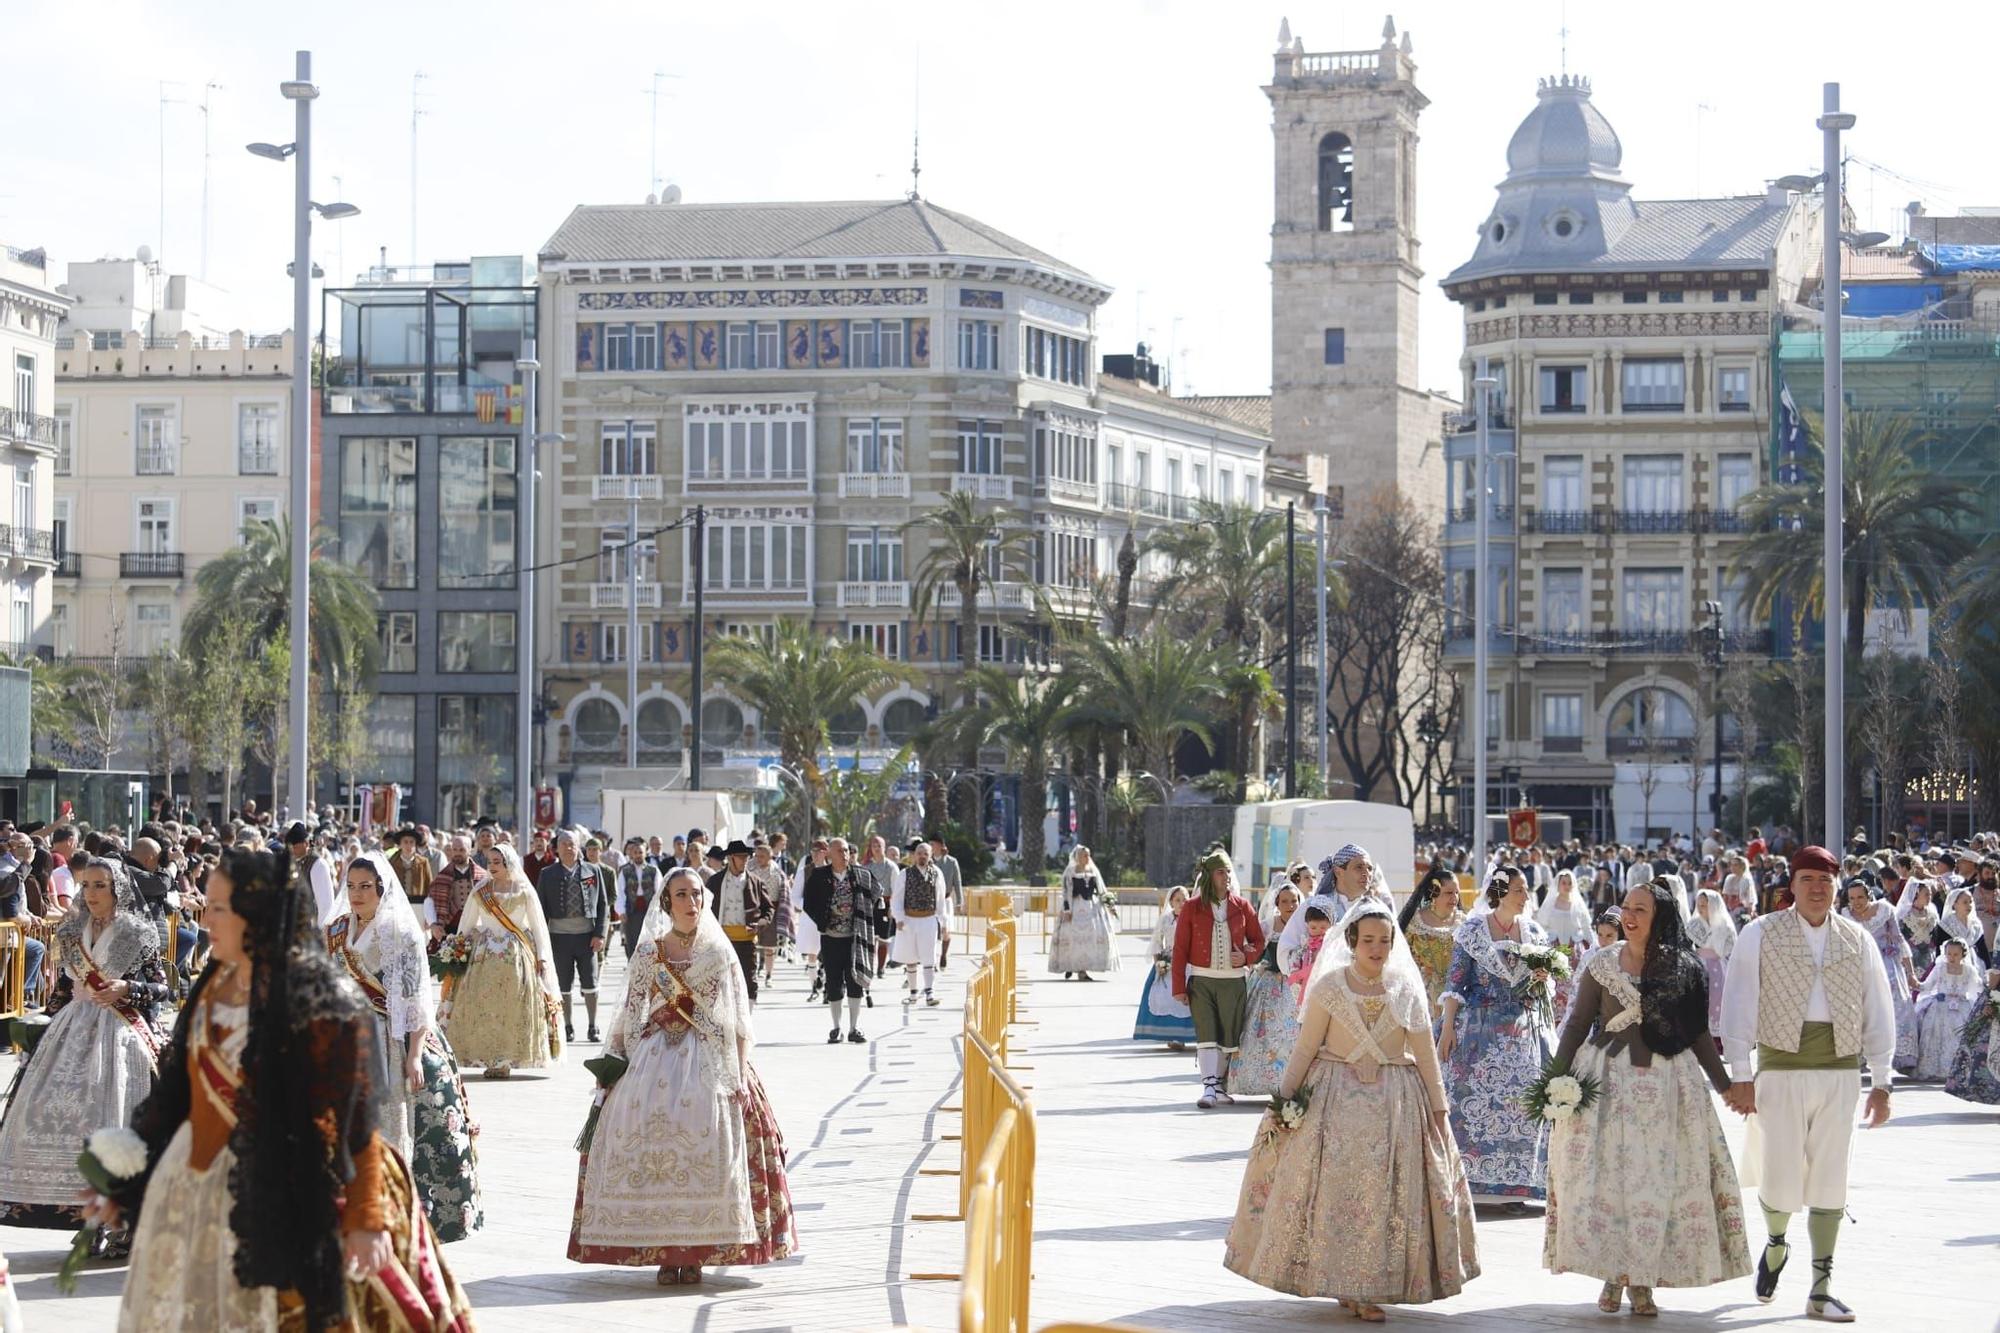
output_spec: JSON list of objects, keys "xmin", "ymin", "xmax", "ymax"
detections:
[
  {"xmin": 1445, "ymin": 194, "xmax": 1790, "ymax": 288},
  {"xmin": 540, "ymin": 198, "xmax": 1099, "ymax": 284},
  {"xmin": 1096, "ymin": 373, "xmax": 1273, "ymax": 438}
]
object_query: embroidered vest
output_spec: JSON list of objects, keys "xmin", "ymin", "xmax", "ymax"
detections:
[
  {"xmin": 904, "ymin": 868, "xmax": 939, "ymax": 917},
  {"xmin": 1756, "ymin": 909, "xmax": 1865, "ymax": 1057}
]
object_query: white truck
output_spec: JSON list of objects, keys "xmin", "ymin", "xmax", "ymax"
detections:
[
  {"xmin": 596, "ymin": 789, "xmax": 745, "ymax": 851},
  {"xmin": 1231, "ymin": 799, "xmax": 1417, "ymax": 906}
]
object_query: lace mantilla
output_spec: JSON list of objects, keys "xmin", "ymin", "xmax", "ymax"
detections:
[{"xmin": 1585, "ymin": 947, "xmax": 1643, "ymax": 1033}]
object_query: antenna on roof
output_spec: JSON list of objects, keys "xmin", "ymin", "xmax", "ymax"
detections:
[
  {"xmin": 1559, "ymin": 0, "xmax": 1569, "ymax": 78},
  {"xmin": 909, "ymin": 46, "xmax": 922, "ymax": 200}
]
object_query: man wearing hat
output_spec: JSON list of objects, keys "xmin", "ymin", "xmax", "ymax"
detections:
[
  {"xmin": 284, "ymin": 820, "xmax": 338, "ymax": 925},
  {"xmin": 708, "ymin": 838, "xmax": 773, "ymax": 1002},
  {"xmin": 1719, "ymin": 845, "xmax": 1896, "ymax": 1322},
  {"xmin": 389, "ymin": 826, "xmax": 434, "ymax": 910},
  {"xmin": 1171, "ymin": 848, "xmax": 1266, "ymax": 1110}
]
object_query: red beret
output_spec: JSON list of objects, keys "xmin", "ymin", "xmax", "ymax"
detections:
[{"xmin": 1790, "ymin": 845, "xmax": 1840, "ymax": 878}]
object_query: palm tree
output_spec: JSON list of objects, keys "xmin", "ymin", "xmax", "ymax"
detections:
[
  {"xmin": 1733, "ymin": 408, "xmax": 1972, "ymax": 664},
  {"xmin": 1216, "ymin": 661, "xmax": 1283, "ymax": 800},
  {"xmin": 1069, "ymin": 623, "xmax": 1222, "ymax": 783},
  {"xmin": 1145, "ymin": 500, "xmax": 1294, "ymax": 662},
  {"xmin": 904, "ymin": 491, "xmax": 1038, "ymax": 817},
  {"xmin": 183, "ymin": 516, "xmax": 383, "ymax": 692},
  {"xmin": 0, "ymin": 651, "xmax": 82, "ymax": 759},
  {"xmin": 931, "ymin": 666, "xmax": 1079, "ymax": 882},
  {"xmin": 706, "ymin": 619, "xmax": 918, "ymax": 837}
]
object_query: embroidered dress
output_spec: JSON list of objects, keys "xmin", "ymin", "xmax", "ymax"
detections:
[
  {"xmin": 1686, "ymin": 914, "xmax": 1730, "ymax": 1031},
  {"xmin": 1408, "ymin": 907, "xmax": 1465, "ymax": 1011},
  {"xmin": 1544, "ymin": 950, "xmax": 1750, "ymax": 1288},
  {"xmin": 1439, "ymin": 914, "xmax": 1555, "ymax": 1201},
  {"xmin": 1225, "ymin": 972, "xmax": 1478, "ymax": 1304},
  {"xmin": 0, "ymin": 913, "xmax": 167, "ymax": 1228},
  {"xmin": 1229, "ymin": 941, "xmax": 1298, "ymax": 1098},
  {"xmin": 568, "ymin": 940, "xmax": 796, "ymax": 1268},
  {"xmin": 1133, "ymin": 910, "xmax": 1195, "ymax": 1043},
  {"xmin": 1047, "ymin": 865, "xmax": 1119, "ymax": 975},
  {"xmin": 1944, "ymin": 993, "xmax": 2000, "ymax": 1104},
  {"xmin": 446, "ymin": 881, "xmax": 560, "ymax": 1069},
  {"xmin": 1902, "ymin": 907, "xmax": 1939, "ymax": 981},
  {"xmin": 327, "ymin": 912, "xmax": 484, "ymax": 1243},
  {"xmin": 1912, "ymin": 963, "xmax": 1982, "ymax": 1082},
  {"xmin": 1847, "ymin": 904, "xmax": 1917, "ymax": 1070}
]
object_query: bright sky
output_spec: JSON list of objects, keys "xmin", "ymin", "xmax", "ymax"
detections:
[{"xmin": 11, "ymin": 0, "xmax": 1998, "ymax": 397}]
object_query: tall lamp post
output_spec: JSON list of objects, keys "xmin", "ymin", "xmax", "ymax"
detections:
[
  {"xmin": 1819, "ymin": 82, "xmax": 1853, "ymax": 850},
  {"xmin": 249, "ymin": 50, "xmax": 358, "ymax": 822},
  {"xmin": 1314, "ymin": 494, "xmax": 1331, "ymax": 795},
  {"xmin": 514, "ymin": 337, "xmax": 566, "ymax": 832},
  {"xmin": 1471, "ymin": 367, "xmax": 1498, "ymax": 882},
  {"xmin": 1703, "ymin": 599, "xmax": 1726, "ymax": 836}
]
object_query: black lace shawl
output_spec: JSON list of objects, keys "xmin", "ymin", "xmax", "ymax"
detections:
[
  {"xmin": 1634, "ymin": 879, "xmax": 1710, "ymax": 1059},
  {"xmin": 122, "ymin": 848, "xmax": 380, "ymax": 1332}
]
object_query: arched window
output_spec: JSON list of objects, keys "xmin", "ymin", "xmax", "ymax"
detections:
[
  {"xmin": 573, "ymin": 698, "xmax": 622, "ymax": 758},
  {"xmin": 1607, "ymin": 688, "xmax": 1695, "ymax": 753},
  {"xmin": 882, "ymin": 698, "xmax": 927, "ymax": 746},
  {"xmin": 1317, "ymin": 133, "xmax": 1354, "ymax": 232},
  {"xmin": 828, "ymin": 704, "xmax": 868, "ymax": 749},
  {"xmin": 701, "ymin": 697, "xmax": 746, "ymax": 749},
  {"xmin": 636, "ymin": 698, "xmax": 685, "ymax": 757}
]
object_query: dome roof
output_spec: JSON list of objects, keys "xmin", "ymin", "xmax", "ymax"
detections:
[{"xmin": 1504, "ymin": 75, "xmax": 1624, "ymax": 184}]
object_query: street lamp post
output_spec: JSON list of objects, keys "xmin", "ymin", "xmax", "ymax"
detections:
[
  {"xmin": 1472, "ymin": 366, "xmax": 1498, "ymax": 882},
  {"xmin": 1704, "ymin": 599, "xmax": 1725, "ymax": 836},
  {"xmin": 1820, "ymin": 82, "xmax": 1854, "ymax": 848},
  {"xmin": 1285, "ymin": 501, "xmax": 1298, "ymax": 797},
  {"xmin": 1314, "ymin": 495, "xmax": 1330, "ymax": 795}
]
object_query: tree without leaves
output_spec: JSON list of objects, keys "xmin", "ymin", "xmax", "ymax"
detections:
[{"xmin": 1718, "ymin": 657, "xmax": 1765, "ymax": 840}]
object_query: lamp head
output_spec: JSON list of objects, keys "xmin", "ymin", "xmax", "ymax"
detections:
[
  {"xmin": 313, "ymin": 202, "xmax": 361, "ymax": 220},
  {"xmin": 1844, "ymin": 230, "xmax": 1892, "ymax": 250},
  {"xmin": 279, "ymin": 80, "xmax": 319, "ymax": 101},
  {"xmin": 246, "ymin": 142, "xmax": 295, "ymax": 161},
  {"xmin": 1773, "ymin": 172, "xmax": 1824, "ymax": 193}
]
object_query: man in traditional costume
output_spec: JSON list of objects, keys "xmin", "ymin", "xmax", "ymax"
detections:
[
  {"xmin": 428, "ymin": 833, "xmax": 488, "ymax": 944},
  {"xmin": 389, "ymin": 826, "xmax": 434, "ymax": 914},
  {"xmin": 1719, "ymin": 845, "xmax": 1895, "ymax": 1323},
  {"xmin": 707, "ymin": 840, "xmax": 774, "ymax": 1004},
  {"xmin": 617, "ymin": 837, "xmax": 664, "ymax": 959},
  {"xmin": 1172, "ymin": 849, "xmax": 1266, "ymax": 1109}
]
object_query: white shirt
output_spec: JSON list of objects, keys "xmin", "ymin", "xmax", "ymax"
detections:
[
  {"xmin": 49, "ymin": 862, "xmax": 73, "ymax": 906},
  {"xmin": 307, "ymin": 856, "xmax": 339, "ymax": 927},
  {"xmin": 1719, "ymin": 910, "xmax": 1898, "ymax": 1088}
]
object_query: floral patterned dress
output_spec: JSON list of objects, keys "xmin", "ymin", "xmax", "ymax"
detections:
[
  {"xmin": 1229, "ymin": 938, "xmax": 1298, "ymax": 1098},
  {"xmin": 1945, "ymin": 990, "xmax": 2000, "ymax": 1104},
  {"xmin": 1439, "ymin": 914, "xmax": 1556, "ymax": 1202},
  {"xmin": 1408, "ymin": 907, "xmax": 1465, "ymax": 1013}
]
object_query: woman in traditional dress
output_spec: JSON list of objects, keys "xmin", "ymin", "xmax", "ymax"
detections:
[
  {"xmin": 1843, "ymin": 880, "xmax": 1918, "ymax": 1072},
  {"xmin": 1436, "ymin": 869, "xmax": 1557, "ymax": 1207},
  {"xmin": 1544, "ymin": 879, "xmax": 1749, "ymax": 1316},
  {"xmin": 1535, "ymin": 870, "xmax": 1594, "ymax": 1026},
  {"xmin": 1225, "ymin": 899, "xmax": 1479, "ymax": 1320},
  {"xmin": 1944, "ymin": 962, "xmax": 2000, "ymax": 1104},
  {"xmin": 0, "ymin": 856, "xmax": 167, "ymax": 1238},
  {"xmin": 443, "ymin": 842, "xmax": 562, "ymax": 1078},
  {"xmin": 101, "ymin": 847, "xmax": 472, "ymax": 1332},
  {"xmin": 569, "ymin": 866, "xmax": 798, "ymax": 1284},
  {"xmin": 1936, "ymin": 885, "xmax": 1983, "ymax": 960},
  {"xmin": 1400, "ymin": 866, "xmax": 1466, "ymax": 1011},
  {"xmin": 1896, "ymin": 879, "xmax": 1939, "ymax": 982},
  {"xmin": 1911, "ymin": 937, "xmax": 1981, "ymax": 1082},
  {"xmin": 1230, "ymin": 882, "xmax": 1303, "ymax": 1098},
  {"xmin": 327, "ymin": 854, "xmax": 483, "ymax": 1243},
  {"xmin": 1049, "ymin": 845, "xmax": 1118, "ymax": 980},
  {"xmin": 1134, "ymin": 885, "xmax": 1196, "ymax": 1049},
  {"xmin": 1687, "ymin": 888, "xmax": 1737, "ymax": 1031}
]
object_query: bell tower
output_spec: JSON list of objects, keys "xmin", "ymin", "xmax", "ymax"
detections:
[{"xmin": 1267, "ymin": 15, "xmax": 1441, "ymax": 515}]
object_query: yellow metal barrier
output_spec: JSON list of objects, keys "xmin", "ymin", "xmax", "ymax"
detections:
[
  {"xmin": 0, "ymin": 922, "xmax": 26, "ymax": 1027},
  {"xmin": 957, "ymin": 1096, "xmax": 1034, "ymax": 1333}
]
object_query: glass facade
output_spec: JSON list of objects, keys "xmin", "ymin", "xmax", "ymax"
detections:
[
  {"xmin": 339, "ymin": 437, "xmax": 418, "ymax": 588},
  {"xmin": 437, "ymin": 694, "xmax": 516, "ymax": 826},
  {"xmin": 438, "ymin": 610, "xmax": 516, "ymax": 673},
  {"xmin": 438, "ymin": 436, "xmax": 518, "ymax": 588}
]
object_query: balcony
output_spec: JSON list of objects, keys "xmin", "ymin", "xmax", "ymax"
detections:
[
  {"xmin": 238, "ymin": 442, "xmax": 279, "ymax": 475},
  {"xmin": 1046, "ymin": 477, "xmax": 1100, "ymax": 506},
  {"xmin": 135, "ymin": 442, "xmax": 179, "ymax": 476},
  {"xmin": 593, "ymin": 475, "xmax": 664, "ymax": 502},
  {"xmin": 1543, "ymin": 735, "xmax": 1585, "ymax": 754},
  {"xmin": 951, "ymin": 473, "xmax": 1017, "ymax": 502},
  {"xmin": 120, "ymin": 551, "xmax": 186, "ymax": 580},
  {"xmin": 0, "ymin": 526, "xmax": 56, "ymax": 566},
  {"xmin": 1520, "ymin": 508, "xmax": 1600, "ymax": 535},
  {"xmin": 54, "ymin": 551, "xmax": 81, "ymax": 577},
  {"xmin": 837, "ymin": 581, "xmax": 910, "ymax": 609},
  {"xmin": 1447, "ymin": 624, "xmax": 1774, "ymax": 658},
  {"xmin": 1611, "ymin": 509, "xmax": 1694, "ymax": 535},
  {"xmin": 1447, "ymin": 502, "xmax": 1515, "ymax": 527},
  {"xmin": 590, "ymin": 582, "xmax": 663, "ymax": 609},
  {"xmin": 837, "ymin": 473, "xmax": 911, "ymax": 500},
  {"xmin": 686, "ymin": 467, "xmax": 810, "ymax": 493},
  {"xmin": 1442, "ymin": 406, "xmax": 1514, "ymax": 433},
  {"xmin": 0, "ymin": 406, "xmax": 59, "ymax": 450},
  {"xmin": 939, "ymin": 582, "xmax": 1030, "ymax": 611}
]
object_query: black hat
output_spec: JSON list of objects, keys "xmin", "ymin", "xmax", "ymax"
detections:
[
  {"xmin": 285, "ymin": 821, "xmax": 311, "ymax": 845},
  {"xmin": 722, "ymin": 839, "xmax": 753, "ymax": 859},
  {"xmin": 704, "ymin": 844, "xmax": 726, "ymax": 864},
  {"xmin": 394, "ymin": 825, "xmax": 421, "ymax": 844}
]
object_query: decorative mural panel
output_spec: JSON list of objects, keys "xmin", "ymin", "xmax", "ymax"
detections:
[
  {"xmin": 660, "ymin": 623, "xmax": 685, "ymax": 662},
  {"xmin": 1466, "ymin": 309, "xmax": 1772, "ymax": 346},
  {"xmin": 959, "ymin": 288, "xmax": 1004, "ymax": 310},
  {"xmin": 692, "ymin": 322, "xmax": 721, "ymax": 369},
  {"xmin": 578, "ymin": 287, "xmax": 929, "ymax": 311},
  {"xmin": 910, "ymin": 317, "xmax": 930, "ymax": 367},
  {"xmin": 662, "ymin": 323, "xmax": 691, "ymax": 369},
  {"xmin": 815, "ymin": 320, "xmax": 845, "ymax": 368},
  {"xmin": 576, "ymin": 324, "xmax": 600, "ymax": 373},
  {"xmin": 1021, "ymin": 295, "xmax": 1089, "ymax": 329},
  {"xmin": 784, "ymin": 320, "xmax": 814, "ymax": 369}
]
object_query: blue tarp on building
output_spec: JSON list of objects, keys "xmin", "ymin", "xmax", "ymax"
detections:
[
  {"xmin": 1921, "ymin": 243, "xmax": 2000, "ymax": 274},
  {"xmin": 1843, "ymin": 282, "xmax": 1943, "ymax": 316}
]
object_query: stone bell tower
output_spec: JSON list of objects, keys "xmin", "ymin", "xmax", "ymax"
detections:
[{"xmin": 1267, "ymin": 15, "xmax": 1442, "ymax": 517}]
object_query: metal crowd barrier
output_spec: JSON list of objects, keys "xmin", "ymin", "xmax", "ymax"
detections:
[
  {"xmin": 0, "ymin": 922, "xmax": 26, "ymax": 1029},
  {"xmin": 953, "ymin": 910, "xmax": 1036, "ymax": 1333}
]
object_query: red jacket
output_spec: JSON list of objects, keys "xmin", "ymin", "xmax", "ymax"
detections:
[{"xmin": 1170, "ymin": 893, "xmax": 1265, "ymax": 997}]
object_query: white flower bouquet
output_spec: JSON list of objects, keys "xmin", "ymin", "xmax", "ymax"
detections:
[
  {"xmin": 1257, "ymin": 1085, "xmax": 1311, "ymax": 1150},
  {"xmin": 59, "ymin": 1127, "xmax": 150, "ymax": 1292},
  {"xmin": 1521, "ymin": 1058, "xmax": 1601, "ymax": 1123}
]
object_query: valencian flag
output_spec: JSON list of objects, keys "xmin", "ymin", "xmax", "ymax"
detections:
[{"xmin": 476, "ymin": 389, "xmax": 497, "ymax": 422}]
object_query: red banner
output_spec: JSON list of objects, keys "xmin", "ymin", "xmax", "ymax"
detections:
[{"xmin": 1508, "ymin": 808, "xmax": 1540, "ymax": 849}]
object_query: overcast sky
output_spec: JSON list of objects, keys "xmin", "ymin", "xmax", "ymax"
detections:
[{"xmin": 11, "ymin": 0, "xmax": 1998, "ymax": 396}]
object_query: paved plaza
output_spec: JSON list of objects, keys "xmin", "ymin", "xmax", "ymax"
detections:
[{"xmin": 3, "ymin": 927, "xmax": 1995, "ymax": 1331}]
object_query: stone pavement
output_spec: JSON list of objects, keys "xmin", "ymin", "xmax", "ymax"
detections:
[{"xmin": 2, "ymin": 928, "xmax": 1995, "ymax": 1330}]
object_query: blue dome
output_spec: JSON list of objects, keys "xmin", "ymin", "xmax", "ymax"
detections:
[{"xmin": 1504, "ymin": 76, "xmax": 1624, "ymax": 184}]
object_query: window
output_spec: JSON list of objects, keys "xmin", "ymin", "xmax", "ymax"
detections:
[
  {"xmin": 1622, "ymin": 455, "xmax": 1684, "ymax": 512},
  {"xmin": 1023, "ymin": 327, "xmax": 1088, "ymax": 385},
  {"xmin": 439, "ymin": 610, "xmax": 517, "ymax": 672},
  {"xmin": 847, "ymin": 319, "xmax": 904, "ymax": 369},
  {"xmin": 1622, "ymin": 290, "xmax": 1648, "ymax": 305},
  {"xmin": 339, "ymin": 437, "xmax": 418, "ymax": 588},
  {"xmin": 438, "ymin": 437, "xmax": 517, "ymax": 590},
  {"xmin": 1167, "ymin": 457, "xmax": 1183, "ymax": 499},
  {"xmin": 1717, "ymin": 366, "xmax": 1752, "ymax": 412},
  {"xmin": 849, "ymin": 622, "xmax": 903, "ymax": 660},
  {"xmin": 1134, "ymin": 451, "xmax": 1151, "ymax": 492},
  {"xmin": 135, "ymin": 498, "xmax": 174, "ymax": 553},
  {"xmin": 1244, "ymin": 472, "xmax": 1260, "ymax": 507},
  {"xmin": 1046, "ymin": 531, "xmax": 1098, "ymax": 588},
  {"xmin": 1568, "ymin": 291, "xmax": 1593, "ymax": 305},
  {"xmin": 845, "ymin": 418, "xmax": 904, "ymax": 473},
  {"xmin": 238, "ymin": 403, "xmax": 280, "ymax": 473},
  {"xmin": 52, "ymin": 406, "xmax": 72, "ymax": 476},
  {"xmin": 598, "ymin": 524, "xmax": 658, "ymax": 585},
  {"xmin": 1712, "ymin": 289, "xmax": 1730, "ymax": 303},
  {"xmin": 572, "ymin": 698, "xmax": 622, "ymax": 754},
  {"xmin": 957, "ymin": 419, "xmax": 1004, "ymax": 474},
  {"xmin": 1542, "ymin": 455, "xmax": 1585, "ymax": 512},
  {"xmin": 725, "ymin": 323, "xmax": 754, "ymax": 370},
  {"xmin": 49, "ymin": 602, "xmax": 70, "ymax": 657},
  {"xmin": 683, "ymin": 404, "xmax": 810, "ymax": 483},
  {"xmin": 12, "ymin": 354, "xmax": 31, "ymax": 416},
  {"xmin": 1533, "ymin": 292, "xmax": 1558, "ymax": 306},
  {"xmin": 756, "ymin": 322, "xmax": 782, "ymax": 369},
  {"xmin": 1486, "ymin": 688, "xmax": 1504, "ymax": 744},
  {"xmin": 135, "ymin": 405, "xmax": 178, "ymax": 474},
  {"xmin": 600, "ymin": 421, "xmax": 658, "ymax": 476},
  {"xmin": 844, "ymin": 527, "xmax": 904, "ymax": 582},
  {"xmin": 1659, "ymin": 290, "xmax": 1684, "ymax": 304},
  {"xmin": 378, "ymin": 611, "xmax": 416, "ymax": 673},
  {"xmin": 134, "ymin": 602, "xmax": 173, "ymax": 655},
  {"xmin": 365, "ymin": 696, "xmax": 417, "ymax": 786},
  {"xmin": 438, "ymin": 695, "xmax": 516, "ymax": 826},
  {"xmin": 957, "ymin": 319, "xmax": 1000, "ymax": 371},
  {"xmin": 1323, "ymin": 328, "xmax": 1346, "ymax": 365},
  {"xmin": 1542, "ymin": 693, "xmax": 1584, "ymax": 739},
  {"xmin": 1717, "ymin": 453, "xmax": 1754, "ymax": 510},
  {"xmin": 12, "ymin": 466, "xmax": 30, "ymax": 534},
  {"xmin": 700, "ymin": 697, "xmax": 746, "ymax": 748},
  {"xmin": 1622, "ymin": 359, "xmax": 1684, "ymax": 411},
  {"xmin": 1609, "ymin": 688, "xmax": 1694, "ymax": 742},
  {"xmin": 636, "ymin": 698, "xmax": 684, "ymax": 756},
  {"xmin": 603, "ymin": 324, "xmax": 632, "ymax": 371},
  {"xmin": 1542, "ymin": 568, "xmax": 1585, "ymax": 635},
  {"xmin": 700, "ymin": 520, "xmax": 809, "ymax": 592},
  {"xmin": 1740, "ymin": 288, "xmax": 1757, "ymax": 303},
  {"xmin": 599, "ymin": 621, "xmax": 651, "ymax": 665},
  {"xmin": 51, "ymin": 496, "xmax": 69, "ymax": 559},
  {"xmin": 237, "ymin": 496, "xmax": 278, "ymax": 536},
  {"xmin": 1720, "ymin": 569, "xmax": 1752, "ymax": 631},
  {"xmin": 1538, "ymin": 364, "xmax": 1587, "ymax": 413},
  {"xmin": 1191, "ymin": 463, "xmax": 1207, "ymax": 499},
  {"xmin": 631, "ymin": 323, "xmax": 658, "ymax": 371},
  {"xmin": 1620, "ymin": 567, "xmax": 1685, "ymax": 632},
  {"xmin": 1317, "ymin": 132, "xmax": 1354, "ymax": 231},
  {"xmin": 1218, "ymin": 467, "xmax": 1234, "ymax": 504},
  {"xmin": 1106, "ymin": 445, "xmax": 1121, "ymax": 488}
]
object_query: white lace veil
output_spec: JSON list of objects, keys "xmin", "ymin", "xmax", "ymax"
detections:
[
  {"xmin": 1941, "ymin": 887, "xmax": 1984, "ymax": 946},
  {"xmin": 1303, "ymin": 895, "xmax": 1431, "ymax": 1031},
  {"xmin": 625, "ymin": 865, "xmax": 756, "ymax": 1089},
  {"xmin": 1689, "ymin": 887, "xmax": 1737, "ymax": 959},
  {"xmin": 1282, "ymin": 850, "xmax": 1392, "ymax": 967},
  {"xmin": 1919, "ymin": 937, "xmax": 1983, "ymax": 1002},
  {"xmin": 346, "ymin": 851, "xmax": 437, "ymax": 1031}
]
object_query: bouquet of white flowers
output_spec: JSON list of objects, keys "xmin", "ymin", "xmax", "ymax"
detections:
[
  {"xmin": 1509, "ymin": 942, "xmax": 1573, "ymax": 1027},
  {"xmin": 58, "ymin": 1126, "xmax": 150, "ymax": 1293},
  {"xmin": 1521, "ymin": 1058, "xmax": 1601, "ymax": 1123},
  {"xmin": 1257, "ymin": 1085, "xmax": 1311, "ymax": 1150}
]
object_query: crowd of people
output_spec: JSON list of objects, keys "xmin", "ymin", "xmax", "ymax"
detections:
[
  {"xmin": 0, "ymin": 807, "xmax": 988, "ymax": 1326},
  {"xmin": 1126, "ymin": 822, "xmax": 2000, "ymax": 1323}
]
